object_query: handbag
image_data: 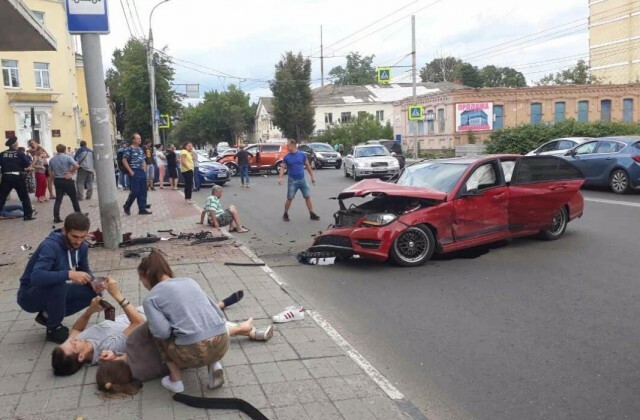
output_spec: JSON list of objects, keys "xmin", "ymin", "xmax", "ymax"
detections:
[{"xmin": 23, "ymin": 172, "xmax": 36, "ymax": 193}]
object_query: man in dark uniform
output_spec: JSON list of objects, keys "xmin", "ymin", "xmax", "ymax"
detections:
[
  {"xmin": 121, "ymin": 133, "xmax": 152, "ymax": 215},
  {"xmin": 0, "ymin": 136, "xmax": 35, "ymax": 221}
]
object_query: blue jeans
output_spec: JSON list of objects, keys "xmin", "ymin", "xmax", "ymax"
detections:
[
  {"xmin": 1, "ymin": 204, "xmax": 23, "ymax": 218},
  {"xmin": 123, "ymin": 168, "xmax": 148, "ymax": 212},
  {"xmin": 119, "ymin": 170, "xmax": 129, "ymax": 189},
  {"xmin": 17, "ymin": 282, "xmax": 97, "ymax": 330},
  {"xmin": 240, "ymin": 164, "xmax": 250, "ymax": 185},
  {"xmin": 194, "ymin": 167, "xmax": 201, "ymax": 190},
  {"xmin": 287, "ymin": 178, "xmax": 311, "ymax": 200}
]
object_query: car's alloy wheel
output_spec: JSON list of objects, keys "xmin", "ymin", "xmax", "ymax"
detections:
[
  {"xmin": 225, "ymin": 163, "xmax": 238, "ymax": 177},
  {"xmin": 610, "ymin": 169, "xmax": 630, "ymax": 194},
  {"xmin": 390, "ymin": 226, "xmax": 435, "ymax": 267},
  {"xmin": 539, "ymin": 206, "xmax": 568, "ymax": 240}
]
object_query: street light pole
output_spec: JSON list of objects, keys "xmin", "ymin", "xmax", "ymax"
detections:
[{"xmin": 147, "ymin": 0, "xmax": 170, "ymax": 146}]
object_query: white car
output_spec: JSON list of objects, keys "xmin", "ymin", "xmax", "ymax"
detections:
[
  {"xmin": 526, "ymin": 137, "xmax": 592, "ymax": 156},
  {"xmin": 343, "ymin": 145, "xmax": 400, "ymax": 181},
  {"xmin": 216, "ymin": 142, "xmax": 230, "ymax": 154}
]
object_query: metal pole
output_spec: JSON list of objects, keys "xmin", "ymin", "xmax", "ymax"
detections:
[
  {"xmin": 148, "ymin": 30, "xmax": 160, "ymax": 146},
  {"xmin": 411, "ymin": 15, "xmax": 417, "ymax": 159},
  {"xmin": 320, "ymin": 25, "xmax": 324, "ymax": 87},
  {"xmin": 80, "ymin": 34, "xmax": 122, "ymax": 249}
]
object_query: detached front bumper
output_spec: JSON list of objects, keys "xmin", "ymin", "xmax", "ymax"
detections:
[{"xmin": 308, "ymin": 221, "xmax": 406, "ymax": 262}]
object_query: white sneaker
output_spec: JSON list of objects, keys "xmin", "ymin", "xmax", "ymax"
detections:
[
  {"xmin": 207, "ymin": 361, "xmax": 225, "ymax": 389},
  {"xmin": 161, "ymin": 376, "xmax": 184, "ymax": 393},
  {"xmin": 272, "ymin": 305, "xmax": 305, "ymax": 323}
]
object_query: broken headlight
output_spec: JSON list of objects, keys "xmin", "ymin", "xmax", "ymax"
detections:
[{"xmin": 361, "ymin": 213, "xmax": 397, "ymax": 227}]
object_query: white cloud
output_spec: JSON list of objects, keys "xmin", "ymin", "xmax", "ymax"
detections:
[{"xmin": 101, "ymin": 0, "xmax": 589, "ymax": 102}]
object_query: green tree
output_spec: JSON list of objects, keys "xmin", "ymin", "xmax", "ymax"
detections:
[
  {"xmin": 458, "ymin": 62, "xmax": 482, "ymax": 88},
  {"xmin": 170, "ymin": 85, "xmax": 254, "ymax": 147},
  {"xmin": 269, "ymin": 51, "xmax": 315, "ymax": 141},
  {"xmin": 479, "ymin": 65, "xmax": 526, "ymax": 87},
  {"xmin": 105, "ymin": 38, "xmax": 182, "ymax": 140},
  {"xmin": 315, "ymin": 113, "xmax": 392, "ymax": 148},
  {"xmin": 419, "ymin": 56, "xmax": 462, "ymax": 83},
  {"xmin": 328, "ymin": 52, "xmax": 377, "ymax": 85},
  {"xmin": 536, "ymin": 60, "xmax": 601, "ymax": 86}
]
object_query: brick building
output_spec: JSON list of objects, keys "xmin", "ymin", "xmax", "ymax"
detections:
[{"xmin": 393, "ymin": 84, "xmax": 640, "ymax": 151}]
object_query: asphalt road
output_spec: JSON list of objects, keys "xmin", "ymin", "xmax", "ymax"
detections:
[{"xmin": 193, "ymin": 171, "xmax": 640, "ymax": 420}]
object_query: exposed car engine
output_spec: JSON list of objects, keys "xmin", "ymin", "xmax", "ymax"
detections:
[{"xmin": 333, "ymin": 194, "xmax": 436, "ymax": 227}]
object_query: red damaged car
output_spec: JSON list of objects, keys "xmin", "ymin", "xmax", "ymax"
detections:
[{"xmin": 308, "ymin": 155, "xmax": 585, "ymax": 266}]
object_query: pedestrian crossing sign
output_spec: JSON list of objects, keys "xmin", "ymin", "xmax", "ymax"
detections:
[
  {"xmin": 159, "ymin": 114, "xmax": 170, "ymax": 129},
  {"xmin": 408, "ymin": 106, "xmax": 423, "ymax": 121},
  {"xmin": 377, "ymin": 67, "xmax": 391, "ymax": 84}
]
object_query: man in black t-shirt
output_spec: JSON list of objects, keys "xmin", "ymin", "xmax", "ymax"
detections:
[{"xmin": 234, "ymin": 145, "xmax": 253, "ymax": 188}]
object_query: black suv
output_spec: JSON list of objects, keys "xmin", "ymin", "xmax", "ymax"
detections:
[{"xmin": 299, "ymin": 142, "xmax": 342, "ymax": 169}]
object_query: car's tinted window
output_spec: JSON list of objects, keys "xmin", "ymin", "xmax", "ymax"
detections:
[
  {"xmin": 397, "ymin": 162, "xmax": 468, "ymax": 193},
  {"xmin": 299, "ymin": 145, "xmax": 311, "ymax": 153},
  {"xmin": 596, "ymin": 141, "xmax": 625, "ymax": 154},
  {"xmin": 558, "ymin": 140, "xmax": 577, "ymax": 150},
  {"xmin": 538, "ymin": 141, "xmax": 558, "ymax": 153},
  {"xmin": 633, "ymin": 142, "xmax": 640, "ymax": 152},
  {"xmin": 512, "ymin": 157, "xmax": 583, "ymax": 184},
  {"xmin": 574, "ymin": 141, "xmax": 597, "ymax": 155},
  {"xmin": 465, "ymin": 163, "xmax": 498, "ymax": 191},
  {"xmin": 261, "ymin": 145, "xmax": 281, "ymax": 152}
]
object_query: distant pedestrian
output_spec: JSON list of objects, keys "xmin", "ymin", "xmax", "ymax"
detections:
[
  {"xmin": 143, "ymin": 139, "xmax": 155, "ymax": 191},
  {"xmin": 122, "ymin": 133, "xmax": 152, "ymax": 216},
  {"xmin": 0, "ymin": 136, "xmax": 35, "ymax": 221},
  {"xmin": 180, "ymin": 142, "xmax": 195, "ymax": 203},
  {"xmin": 33, "ymin": 149, "xmax": 48, "ymax": 202},
  {"xmin": 278, "ymin": 139, "xmax": 319, "ymax": 222},
  {"xmin": 166, "ymin": 144, "xmax": 179, "ymax": 190},
  {"xmin": 49, "ymin": 144, "xmax": 81, "ymax": 224},
  {"xmin": 338, "ymin": 144, "xmax": 344, "ymax": 154},
  {"xmin": 234, "ymin": 145, "xmax": 253, "ymax": 187},
  {"xmin": 155, "ymin": 144, "xmax": 166, "ymax": 189},
  {"xmin": 192, "ymin": 148, "xmax": 200, "ymax": 191},
  {"xmin": 116, "ymin": 141, "xmax": 129, "ymax": 190},
  {"xmin": 74, "ymin": 140, "xmax": 95, "ymax": 201}
]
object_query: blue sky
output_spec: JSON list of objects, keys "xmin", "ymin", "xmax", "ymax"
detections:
[{"xmin": 101, "ymin": 0, "xmax": 590, "ymax": 104}]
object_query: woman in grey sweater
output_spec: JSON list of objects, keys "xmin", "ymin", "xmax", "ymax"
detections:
[{"xmin": 140, "ymin": 250, "xmax": 229, "ymax": 393}]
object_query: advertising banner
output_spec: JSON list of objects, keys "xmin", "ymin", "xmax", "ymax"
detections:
[{"xmin": 456, "ymin": 102, "xmax": 493, "ymax": 132}]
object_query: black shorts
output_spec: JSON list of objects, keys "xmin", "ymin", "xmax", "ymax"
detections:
[{"xmin": 167, "ymin": 167, "xmax": 179, "ymax": 179}]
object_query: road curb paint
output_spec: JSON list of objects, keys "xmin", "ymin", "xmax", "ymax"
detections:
[{"xmin": 585, "ymin": 197, "xmax": 640, "ymax": 208}]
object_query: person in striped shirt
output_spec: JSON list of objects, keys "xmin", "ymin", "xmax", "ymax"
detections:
[{"xmin": 198, "ymin": 185, "xmax": 249, "ymax": 233}]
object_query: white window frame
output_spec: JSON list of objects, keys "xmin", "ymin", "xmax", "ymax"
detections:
[
  {"xmin": 324, "ymin": 112, "xmax": 333, "ymax": 124},
  {"xmin": 376, "ymin": 110, "xmax": 384, "ymax": 122},
  {"xmin": 2, "ymin": 59, "xmax": 20, "ymax": 88},
  {"xmin": 34, "ymin": 62, "xmax": 50, "ymax": 89}
]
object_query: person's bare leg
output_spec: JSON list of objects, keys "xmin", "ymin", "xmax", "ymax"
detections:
[
  {"xmin": 166, "ymin": 361, "xmax": 182, "ymax": 382},
  {"xmin": 229, "ymin": 206, "xmax": 248, "ymax": 232},
  {"xmin": 284, "ymin": 199, "xmax": 293, "ymax": 213},
  {"xmin": 198, "ymin": 210, "xmax": 205, "ymax": 224},
  {"xmin": 227, "ymin": 317, "xmax": 254, "ymax": 336},
  {"xmin": 304, "ymin": 196, "xmax": 315, "ymax": 213}
]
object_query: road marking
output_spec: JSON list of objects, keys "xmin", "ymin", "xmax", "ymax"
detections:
[
  {"xmin": 585, "ymin": 197, "xmax": 640, "ymax": 208},
  {"xmin": 237, "ymin": 244, "xmax": 406, "ymax": 401}
]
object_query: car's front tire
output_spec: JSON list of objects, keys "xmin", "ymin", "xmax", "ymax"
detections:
[
  {"xmin": 389, "ymin": 225, "xmax": 436, "ymax": 267},
  {"xmin": 225, "ymin": 163, "xmax": 238, "ymax": 177},
  {"xmin": 610, "ymin": 169, "xmax": 630, "ymax": 194},
  {"xmin": 538, "ymin": 206, "xmax": 568, "ymax": 240},
  {"xmin": 335, "ymin": 163, "xmax": 342, "ymax": 169},
  {"xmin": 352, "ymin": 166, "xmax": 361, "ymax": 181}
]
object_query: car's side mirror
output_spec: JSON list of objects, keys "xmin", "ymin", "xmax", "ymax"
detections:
[
  {"xmin": 391, "ymin": 152, "xmax": 396, "ymax": 156},
  {"xmin": 565, "ymin": 150, "xmax": 575, "ymax": 157}
]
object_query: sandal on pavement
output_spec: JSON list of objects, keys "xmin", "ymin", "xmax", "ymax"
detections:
[
  {"xmin": 250, "ymin": 325, "xmax": 273, "ymax": 341},
  {"xmin": 272, "ymin": 305, "xmax": 304, "ymax": 323}
]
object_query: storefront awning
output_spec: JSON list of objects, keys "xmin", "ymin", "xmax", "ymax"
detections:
[{"xmin": 0, "ymin": 0, "xmax": 56, "ymax": 51}]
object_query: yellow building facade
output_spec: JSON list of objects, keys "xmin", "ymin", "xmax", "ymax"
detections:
[
  {"xmin": 589, "ymin": 0, "xmax": 640, "ymax": 83},
  {"xmin": 0, "ymin": 0, "xmax": 91, "ymax": 153}
]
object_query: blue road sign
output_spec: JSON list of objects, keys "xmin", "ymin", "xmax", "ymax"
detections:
[
  {"xmin": 66, "ymin": 0, "xmax": 110, "ymax": 34},
  {"xmin": 408, "ymin": 106, "xmax": 423, "ymax": 121}
]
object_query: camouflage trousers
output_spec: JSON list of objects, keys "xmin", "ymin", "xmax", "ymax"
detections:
[{"xmin": 155, "ymin": 332, "xmax": 230, "ymax": 369}]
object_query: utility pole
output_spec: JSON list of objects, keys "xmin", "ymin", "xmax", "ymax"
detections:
[
  {"xmin": 411, "ymin": 15, "xmax": 418, "ymax": 159},
  {"xmin": 320, "ymin": 25, "xmax": 324, "ymax": 87},
  {"xmin": 80, "ymin": 34, "xmax": 122, "ymax": 249},
  {"xmin": 147, "ymin": 31, "xmax": 160, "ymax": 146}
]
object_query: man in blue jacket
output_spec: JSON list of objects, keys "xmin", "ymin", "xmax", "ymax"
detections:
[{"xmin": 17, "ymin": 212, "xmax": 99, "ymax": 343}]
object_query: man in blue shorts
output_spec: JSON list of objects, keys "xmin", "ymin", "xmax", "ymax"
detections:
[{"xmin": 278, "ymin": 139, "xmax": 319, "ymax": 222}]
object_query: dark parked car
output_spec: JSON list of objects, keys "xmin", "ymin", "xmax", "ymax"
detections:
[
  {"xmin": 380, "ymin": 140, "xmax": 405, "ymax": 169},
  {"xmin": 307, "ymin": 155, "xmax": 585, "ymax": 266},
  {"xmin": 298, "ymin": 143, "xmax": 342, "ymax": 169},
  {"xmin": 155, "ymin": 151, "xmax": 231, "ymax": 186},
  {"xmin": 562, "ymin": 136, "xmax": 640, "ymax": 194}
]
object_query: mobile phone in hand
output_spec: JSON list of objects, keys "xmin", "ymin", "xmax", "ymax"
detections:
[{"xmin": 99, "ymin": 300, "xmax": 116, "ymax": 321}]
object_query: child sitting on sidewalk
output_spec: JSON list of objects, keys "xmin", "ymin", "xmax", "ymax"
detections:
[{"xmin": 197, "ymin": 185, "xmax": 249, "ymax": 233}]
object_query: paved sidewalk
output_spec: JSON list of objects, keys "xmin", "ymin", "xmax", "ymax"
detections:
[{"xmin": 0, "ymin": 189, "xmax": 421, "ymax": 419}]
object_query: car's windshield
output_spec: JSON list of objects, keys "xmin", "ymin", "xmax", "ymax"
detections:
[
  {"xmin": 355, "ymin": 146, "xmax": 389, "ymax": 158},
  {"xmin": 311, "ymin": 144, "xmax": 334, "ymax": 152},
  {"xmin": 397, "ymin": 162, "xmax": 469, "ymax": 193}
]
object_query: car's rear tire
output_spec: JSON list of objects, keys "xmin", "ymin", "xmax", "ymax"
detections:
[
  {"xmin": 610, "ymin": 169, "xmax": 630, "ymax": 194},
  {"xmin": 538, "ymin": 206, "xmax": 568, "ymax": 240},
  {"xmin": 389, "ymin": 225, "xmax": 436, "ymax": 267},
  {"xmin": 335, "ymin": 163, "xmax": 341, "ymax": 169},
  {"xmin": 225, "ymin": 163, "xmax": 238, "ymax": 177}
]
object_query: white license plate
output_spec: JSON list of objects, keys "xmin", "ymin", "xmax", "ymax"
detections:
[
  {"xmin": 374, "ymin": 167, "xmax": 387, "ymax": 172},
  {"xmin": 327, "ymin": 159, "xmax": 335, "ymax": 163}
]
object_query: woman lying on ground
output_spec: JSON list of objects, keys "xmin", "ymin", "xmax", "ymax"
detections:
[{"xmin": 97, "ymin": 249, "xmax": 273, "ymax": 394}]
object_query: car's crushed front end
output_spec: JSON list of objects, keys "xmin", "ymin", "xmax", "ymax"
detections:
[{"xmin": 305, "ymin": 180, "xmax": 446, "ymax": 261}]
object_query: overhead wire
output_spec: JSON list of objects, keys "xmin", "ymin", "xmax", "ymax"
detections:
[
  {"xmin": 118, "ymin": 0, "xmax": 134, "ymax": 38},
  {"xmin": 130, "ymin": 0, "xmax": 146, "ymax": 36}
]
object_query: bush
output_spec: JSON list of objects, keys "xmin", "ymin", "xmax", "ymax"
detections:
[
  {"xmin": 485, "ymin": 120, "xmax": 640, "ymax": 154},
  {"xmin": 314, "ymin": 114, "xmax": 392, "ymax": 148}
]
